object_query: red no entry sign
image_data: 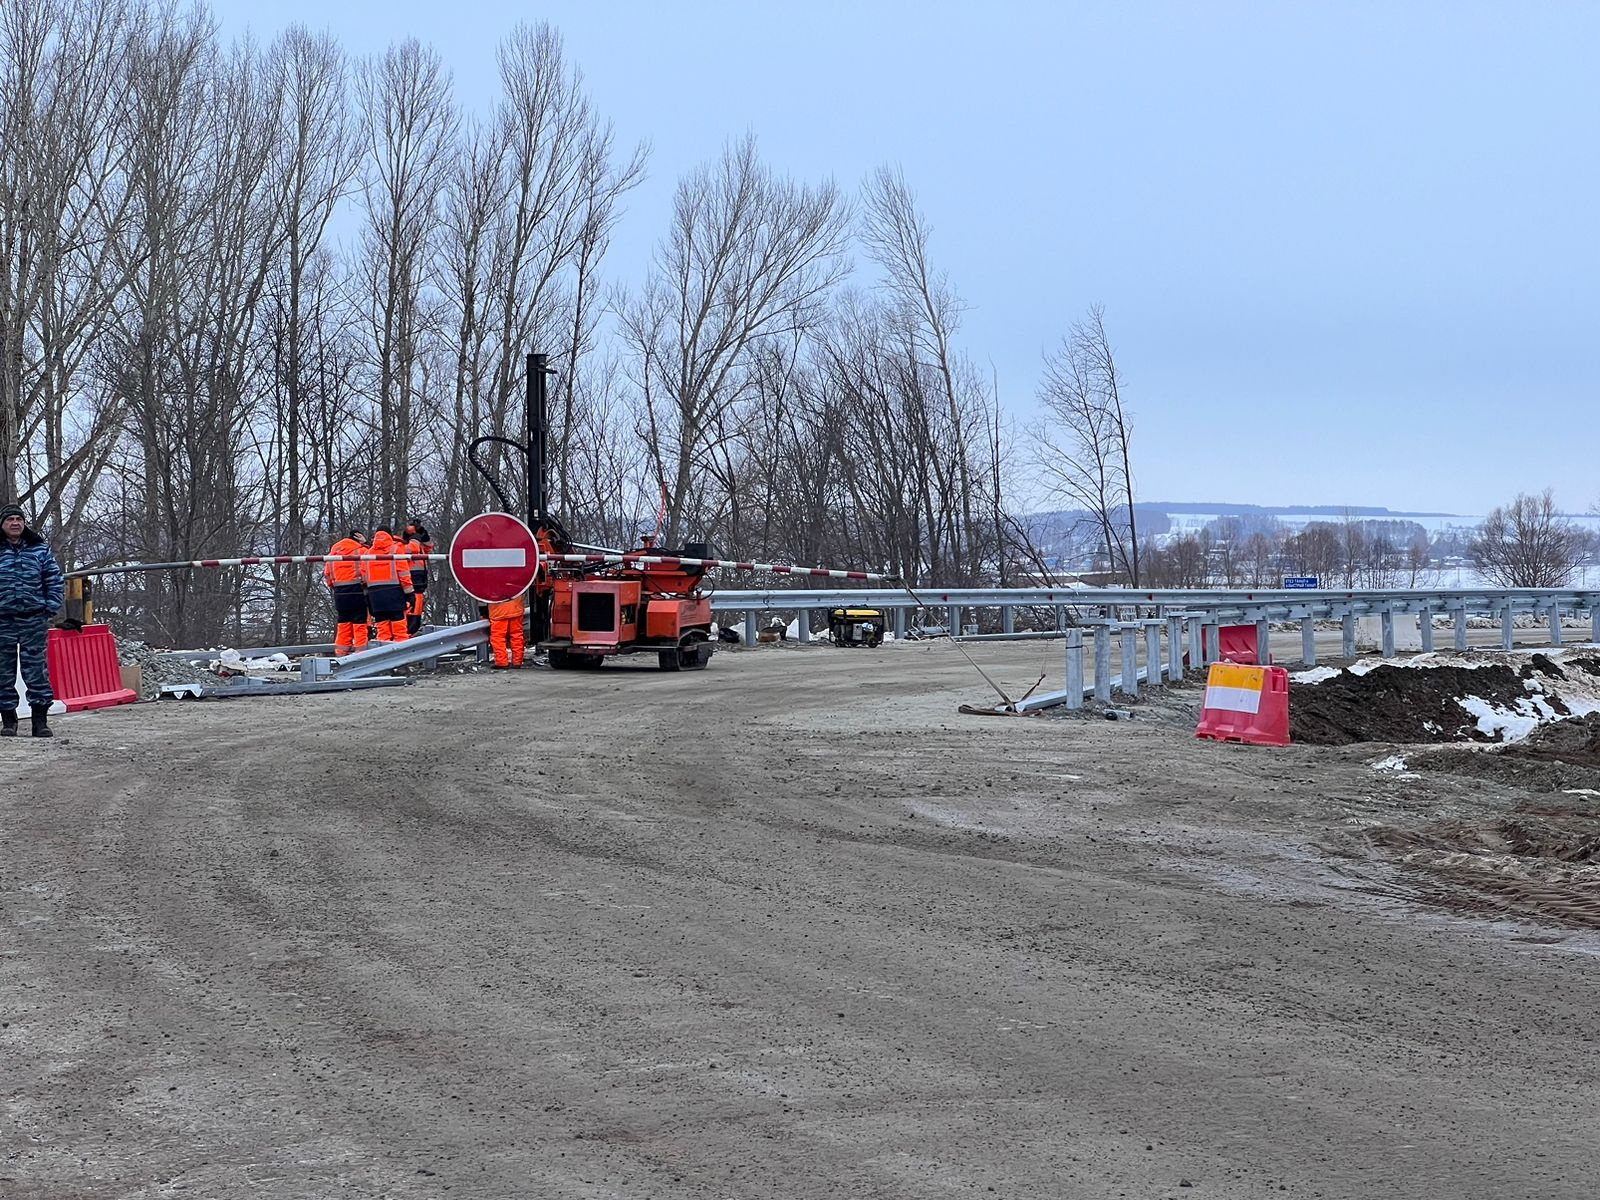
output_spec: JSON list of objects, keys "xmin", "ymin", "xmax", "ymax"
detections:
[{"xmin": 449, "ymin": 512, "xmax": 541, "ymax": 603}]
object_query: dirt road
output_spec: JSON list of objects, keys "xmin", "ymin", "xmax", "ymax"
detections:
[{"xmin": 4, "ymin": 641, "xmax": 1598, "ymax": 1199}]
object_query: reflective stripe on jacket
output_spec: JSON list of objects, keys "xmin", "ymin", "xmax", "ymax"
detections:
[{"xmin": 363, "ymin": 531, "xmax": 404, "ymax": 587}]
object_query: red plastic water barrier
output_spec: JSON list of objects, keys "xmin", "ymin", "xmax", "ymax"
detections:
[
  {"xmin": 1218, "ymin": 624, "xmax": 1260, "ymax": 664},
  {"xmin": 46, "ymin": 624, "xmax": 138, "ymax": 712},
  {"xmin": 1195, "ymin": 662, "xmax": 1291, "ymax": 746}
]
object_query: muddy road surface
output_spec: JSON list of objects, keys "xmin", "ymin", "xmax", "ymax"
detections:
[{"xmin": 4, "ymin": 641, "xmax": 1599, "ymax": 1199}]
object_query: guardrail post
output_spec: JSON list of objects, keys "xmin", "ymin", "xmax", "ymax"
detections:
[
  {"xmin": 948, "ymin": 604, "xmax": 960, "ymax": 637},
  {"xmin": 1501, "ymin": 603, "xmax": 1514, "ymax": 651},
  {"xmin": 1065, "ymin": 629, "xmax": 1084, "ymax": 709},
  {"xmin": 893, "ymin": 607, "xmax": 905, "ymax": 640},
  {"xmin": 1188, "ymin": 617, "xmax": 1203, "ymax": 670},
  {"xmin": 1593, "ymin": 605, "xmax": 1600, "ymax": 645},
  {"xmin": 1549, "ymin": 601, "xmax": 1563, "ymax": 647},
  {"xmin": 1119, "ymin": 624, "xmax": 1139, "ymax": 698},
  {"xmin": 1002, "ymin": 605, "xmax": 1014, "ymax": 635},
  {"xmin": 1145, "ymin": 622, "xmax": 1162, "ymax": 685},
  {"xmin": 1255, "ymin": 616, "xmax": 1271, "ymax": 666},
  {"xmin": 1300, "ymin": 617, "xmax": 1316, "ymax": 666},
  {"xmin": 1418, "ymin": 605, "xmax": 1434, "ymax": 653},
  {"xmin": 1094, "ymin": 624, "xmax": 1112, "ymax": 703},
  {"xmin": 1203, "ymin": 623, "xmax": 1221, "ymax": 666},
  {"xmin": 742, "ymin": 611, "xmax": 757, "ymax": 646},
  {"xmin": 1056, "ymin": 605, "xmax": 1067, "ymax": 631},
  {"xmin": 1380, "ymin": 608, "xmax": 1396, "ymax": 658},
  {"xmin": 1453, "ymin": 606, "xmax": 1468, "ymax": 651},
  {"xmin": 797, "ymin": 611, "xmax": 811, "ymax": 643},
  {"xmin": 1168, "ymin": 616, "xmax": 1184, "ymax": 682}
]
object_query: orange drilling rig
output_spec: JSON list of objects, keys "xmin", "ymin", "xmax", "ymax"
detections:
[{"xmin": 471, "ymin": 353, "xmax": 716, "ymax": 671}]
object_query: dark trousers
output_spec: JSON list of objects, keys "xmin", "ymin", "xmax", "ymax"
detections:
[{"xmin": 0, "ymin": 615, "xmax": 52, "ymax": 710}]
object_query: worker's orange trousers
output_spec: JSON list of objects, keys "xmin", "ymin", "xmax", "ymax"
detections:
[
  {"xmin": 374, "ymin": 620, "xmax": 409, "ymax": 642},
  {"xmin": 334, "ymin": 622, "xmax": 370, "ymax": 656},
  {"xmin": 407, "ymin": 591, "xmax": 426, "ymax": 635},
  {"xmin": 491, "ymin": 616, "xmax": 525, "ymax": 667}
]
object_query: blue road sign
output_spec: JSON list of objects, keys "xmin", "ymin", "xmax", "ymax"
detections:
[{"xmin": 1282, "ymin": 576, "xmax": 1319, "ymax": 589}]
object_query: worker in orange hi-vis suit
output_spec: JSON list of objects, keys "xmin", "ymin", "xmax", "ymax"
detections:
[
  {"xmin": 324, "ymin": 528, "xmax": 369, "ymax": 656},
  {"xmin": 402, "ymin": 519, "xmax": 433, "ymax": 635},
  {"xmin": 488, "ymin": 589, "xmax": 527, "ymax": 669},
  {"xmin": 363, "ymin": 526, "xmax": 411, "ymax": 642}
]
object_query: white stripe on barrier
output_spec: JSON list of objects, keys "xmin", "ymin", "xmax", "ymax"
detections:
[
  {"xmin": 1204, "ymin": 684, "xmax": 1263, "ymax": 714},
  {"xmin": 461, "ymin": 548, "xmax": 527, "ymax": 569}
]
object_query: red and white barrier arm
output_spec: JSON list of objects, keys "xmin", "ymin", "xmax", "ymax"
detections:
[
  {"xmin": 72, "ymin": 552, "xmax": 894, "ymax": 582},
  {"xmin": 70, "ymin": 554, "xmax": 451, "ymax": 577},
  {"xmin": 543, "ymin": 553, "xmax": 896, "ymax": 582}
]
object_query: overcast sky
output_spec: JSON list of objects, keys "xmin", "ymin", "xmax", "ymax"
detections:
[{"xmin": 210, "ymin": 0, "xmax": 1598, "ymax": 516}]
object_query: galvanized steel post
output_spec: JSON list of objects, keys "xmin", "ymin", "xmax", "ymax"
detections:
[
  {"xmin": 1145, "ymin": 622, "xmax": 1162, "ymax": 685},
  {"xmin": 1418, "ymin": 606, "xmax": 1434, "ymax": 653},
  {"xmin": 1453, "ymin": 606, "xmax": 1468, "ymax": 651},
  {"xmin": 1255, "ymin": 617, "xmax": 1271, "ymax": 666},
  {"xmin": 1093, "ymin": 625, "xmax": 1112, "ymax": 703},
  {"xmin": 1168, "ymin": 616, "xmax": 1184, "ymax": 682},
  {"xmin": 1002, "ymin": 605, "xmax": 1014, "ymax": 634},
  {"xmin": 1300, "ymin": 617, "xmax": 1316, "ymax": 666},
  {"xmin": 1188, "ymin": 617, "xmax": 1203, "ymax": 671},
  {"xmin": 797, "ymin": 612, "xmax": 811, "ymax": 643},
  {"xmin": 1341, "ymin": 612, "xmax": 1356, "ymax": 658},
  {"xmin": 1501, "ymin": 603, "xmax": 1514, "ymax": 651},
  {"xmin": 1380, "ymin": 608, "xmax": 1396, "ymax": 658},
  {"xmin": 1203, "ymin": 623, "xmax": 1220, "ymax": 666},
  {"xmin": 1593, "ymin": 605, "xmax": 1600, "ymax": 645},
  {"xmin": 1549, "ymin": 601, "xmax": 1563, "ymax": 647},
  {"xmin": 893, "ymin": 608, "xmax": 906, "ymax": 640},
  {"xmin": 1056, "ymin": 605, "xmax": 1067, "ymax": 631},
  {"xmin": 744, "ymin": 611, "xmax": 758, "ymax": 647},
  {"xmin": 1064, "ymin": 629, "xmax": 1084, "ymax": 710},
  {"xmin": 948, "ymin": 604, "xmax": 960, "ymax": 637},
  {"xmin": 1120, "ymin": 624, "xmax": 1139, "ymax": 698}
]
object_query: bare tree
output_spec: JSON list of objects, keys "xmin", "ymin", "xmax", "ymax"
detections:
[
  {"xmin": 1030, "ymin": 307, "xmax": 1139, "ymax": 584},
  {"xmin": 1470, "ymin": 489, "xmax": 1583, "ymax": 588},
  {"xmin": 620, "ymin": 134, "xmax": 849, "ymax": 546},
  {"xmin": 0, "ymin": 0, "xmax": 145, "ymax": 551},
  {"xmin": 356, "ymin": 38, "xmax": 457, "ymax": 523},
  {"xmin": 859, "ymin": 165, "xmax": 983, "ymax": 580}
]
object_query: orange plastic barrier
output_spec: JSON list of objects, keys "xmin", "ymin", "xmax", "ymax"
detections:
[
  {"xmin": 46, "ymin": 624, "xmax": 139, "ymax": 712},
  {"xmin": 1195, "ymin": 662, "xmax": 1290, "ymax": 746}
]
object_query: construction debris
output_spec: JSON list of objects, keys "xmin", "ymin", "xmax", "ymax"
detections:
[{"xmin": 116, "ymin": 640, "xmax": 219, "ymax": 699}]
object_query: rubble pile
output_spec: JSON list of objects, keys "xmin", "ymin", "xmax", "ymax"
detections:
[{"xmin": 116, "ymin": 640, "xmax": 218, "ymax": 699}]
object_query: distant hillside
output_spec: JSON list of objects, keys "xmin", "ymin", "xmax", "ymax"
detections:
[{"xmin": 1141, "ymin": 501, "xmax": 1460, "ymax": 519}]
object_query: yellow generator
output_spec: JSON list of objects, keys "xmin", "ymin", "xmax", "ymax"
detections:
[{"xmin": 828, "ymin": 608, "xmax": 885, "ymax": 648}]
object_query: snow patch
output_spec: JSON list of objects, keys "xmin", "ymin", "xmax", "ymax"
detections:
[{"xmin": 1456, "ymin": 696, "xmax": 1539, "ymax": 742}]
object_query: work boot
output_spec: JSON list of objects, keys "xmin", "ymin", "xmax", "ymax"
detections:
[
  {"xmin": 30, "ymin": 705, "xmax": 52, "ymax": 739},
  {"xmin": 1, "ymin": 709, "xmax": 16, "ymax": 737}
]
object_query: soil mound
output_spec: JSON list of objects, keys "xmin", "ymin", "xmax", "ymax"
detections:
[
  {"xmin": 1290, "ymin": 663, "xmax": 1530, "ymax": 746},
  {"xmin": 1411, "ymin": 713, "xmax": 1600, "ymax": 794}
]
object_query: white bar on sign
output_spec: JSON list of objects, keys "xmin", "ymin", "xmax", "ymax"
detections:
[
  {"xmin": 1203, "ymin": 685, "xmax": 1263, "ymax": 714},
  {"xmin": 462, "ymin": 548, "xmax": 527, "ymax": 568}
]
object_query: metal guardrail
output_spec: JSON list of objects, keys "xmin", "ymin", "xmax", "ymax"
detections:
[
  {"xmin": 711, "ymin": 586, "xmax": 1600, "ymax": 649},
  {"xmin": 300, "ymin": 620, "xmax": 490, "ymax": 682},
  {"xmin": 712, "ymin": 585, "xmax": 1600, "ymax": 614}
]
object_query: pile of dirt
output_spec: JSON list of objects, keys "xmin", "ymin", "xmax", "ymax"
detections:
[
  {"xmin": 1290, "ymin": 663, "xmax": 1535, "ymax": 746},
  {"xmin": 1411, "ymin": 713, "xmax": 1600, "ymax": 794}
]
